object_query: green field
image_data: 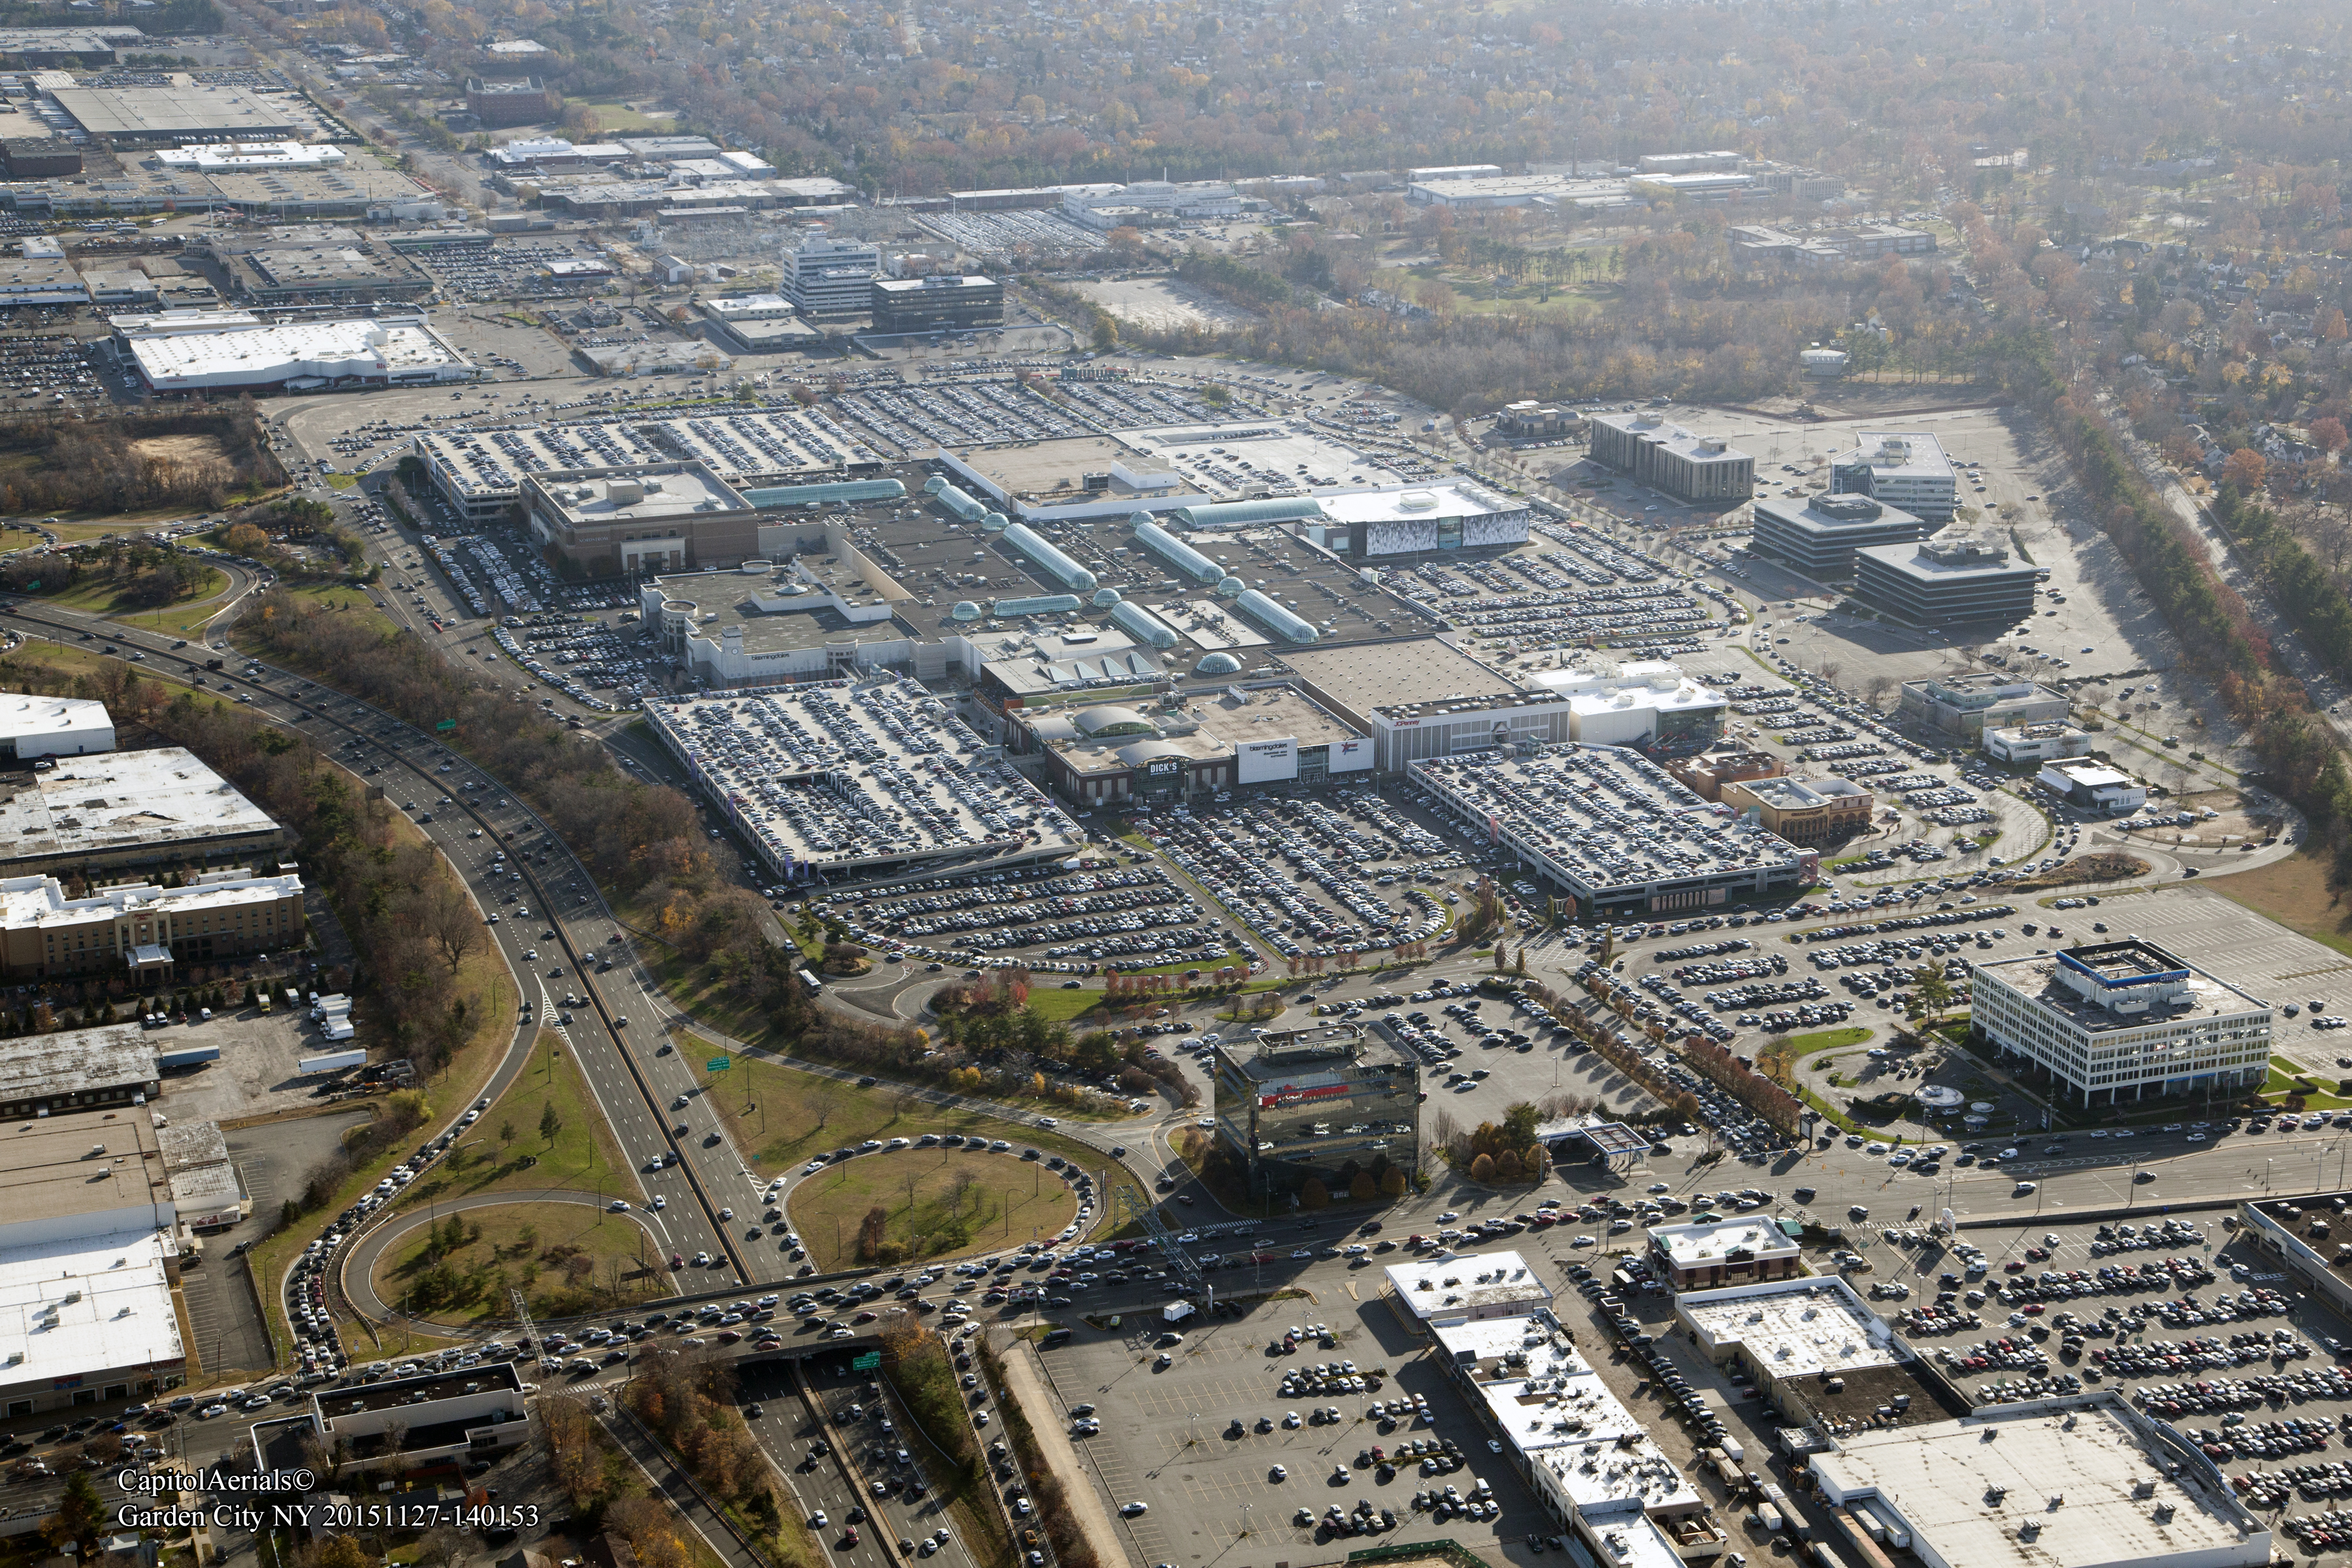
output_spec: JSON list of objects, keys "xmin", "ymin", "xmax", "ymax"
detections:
[
  {"xmin": 788, "ymin": 1149, "xmax": 1078, "ymax": 1271},
  {"xmin": 247, "ymin": 578, "xmax": 400, "ymax": 642},
  {"xmin": 372, "ymin": 1200, "xmax": 669, "ymax": 1324},
  {"xmin": 395, "ymin": 1031, "xmax": 640, "ymax": 1207},
  {"xmin": 39, "ymin": 563, "xmax": 229, "ymax": 634}
]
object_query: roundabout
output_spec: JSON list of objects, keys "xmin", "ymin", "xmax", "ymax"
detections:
[{"xmin": 787, "ymin": 1147, "xmax": 1082, "ymax": 1273}]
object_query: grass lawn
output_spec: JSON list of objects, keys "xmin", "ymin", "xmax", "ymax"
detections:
[
  {"xmin": 393, "ymin": 1030, "xmax": 641, "ymax": 1208},
  {"xmin": 370, "ymin": 1200, "xmax": 671, "ymax": 1324},
  {"xmin": 2210, "ymin": 849, "xmax": 2352, "ymax": 960},
  {"xmin": 788, "ymin": 1149, "xmax": 1078, "ymax": 1271},
  {"xmin": 0, "ymin": 638, "xmax": 210, "ymax": 704},
  {"xmin": 238, "ymin": 579, "xmax": 400, "ymax": 644},
  {"xmin": 1776, "ymin": 1025, "xmax": 1874, "ymax": 1058},
  {"xmin": 1021, "ymin": 987, "xmax": 1105, "ymax": 1023},
  {"xmin": 39, "ymin": 564, "xmax": 228, "ymax": 635},
  {"xmin": 324, "ymin": 472, "xmax": 360, "ymax": 489},
  {"xmin": 696, "ymin": 1047, "xmax": 1149, "ymax": 1234},
  {"xmin": 573, "ymin": 99, "xmax": 668, "ymax": 131}
]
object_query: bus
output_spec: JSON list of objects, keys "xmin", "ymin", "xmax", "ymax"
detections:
[{"xmin": 798, "ymin": 967, "xmax": 823, "ymax": 998}]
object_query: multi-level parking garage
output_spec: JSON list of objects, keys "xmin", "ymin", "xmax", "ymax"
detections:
[
  {"xmin": 643, "ymin": 678, "xmax": 1086, "ymax": 885},
  {"xmin": 412, "ymin": 409, "xmax": 885, "ymax": 522},
  {"xmin": 1407, "ymin": 745, "xmax": 1808, "ymax": 919}
]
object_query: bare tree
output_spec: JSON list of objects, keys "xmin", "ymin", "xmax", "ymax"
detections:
[{"xmin": 809, "ymin": 1078, "xmax": 845, "ymax": 1131}]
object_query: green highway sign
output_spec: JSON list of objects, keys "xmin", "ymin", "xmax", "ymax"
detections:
[
  {"xmin": 851, "ymin": 1351, "xmax": 881, "ymax": 1371},
  {"xmin": 434, "ymin": 719, "xmax": 457, "ymax": 732},
  {"xmin": 706, "ymin": 1056, "xmax": 731, "ymax": 1072}
]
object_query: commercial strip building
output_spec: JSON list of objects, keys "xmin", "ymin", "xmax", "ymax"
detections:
[
  {"xmin": 642, "ymin": 676, "xmax": 1085, "ymax": 885},
  {"xmin": 1674, "ymin": 1277, "xmax": 1952, "ymax": 1437},
  {"xmin": 2240, "ymin": 1192, "xmax": 2352, "ymax": 1329},
  {"xmin": 1407, "ymin": 745, "xmax": 1810, "ymax": 919},
  {"xmin": 1587, "ymin": 411, "xmax": 1755, "ymax": 504},
  {"xmin": 1853, "ymin": 534, "xmax": 2039, "ymax": 627},
  {"xmin": 1983, "ymin": 721, "xmax": 2092, "ymax": 763},
  {"xmin": 1969, "ymin": 938, "xmax": 2272, "ymax": 1108},
  {"xmin": 1829, "ymin": 431, "xmax": 1960, "ymax": 522},
  {"xmin": 0, "ymin": 747, "xmax": 292, "ymax": 879},
  {"xmin": 1380, "ymin": 1249, "xmax": 1552, "ymax": 1326},
  {"xmin": 115, "ymin": 312, "xmax": 478, "ymax": 395},
  {"xmin": 1717, "ymin": 775, "xmax": 1874, "ymax": 846},
  {"xmin": 781, "ymin": 235, "xmax": 881, "ymax": 316},
  {"xmin": 0, "ymin": 866, "xmax": 306, "ymax": 981},
  {"xmin": 0, "ymin": 693, "xmax": 112, "ymax": 759},
  {"xmin": 1663, "ymin": 749, "xmax": 1784, "ymax": 802},
  {"xmin": 1207, "ymin": 1025, "xmax": 1418, "ymax": 1201},
  {"xmin": 1645, "ymin": 1217, "xmax": 1802, "ymax": 1290},
  {"xmin": 1425, "ymin": 1313, "xmax": 1724, "ymax": 1567},
  {"xmin": 521, "ymin": 461, "xmax": 762, "ymax": 576},
  {"xmin": 1899, "ymin": 673, "xmax": 2068, "ymax": 738},
  {"xmin": 2035, "ymin": 760, "xmax": 2148, "ymax": 814},
  {"xmin": 870, "ymin": 274, "xmax": 1004, "ymax": 335},
  {"xmin": 1808, "ymin": 1392, "xmax": 2270, "ymax": 1568},
  {"xmin": 1747, "ymin": 493, "xmax": 1933, "ymax": 580}
]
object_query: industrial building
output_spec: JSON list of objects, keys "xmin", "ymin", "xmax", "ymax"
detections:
[
  {"xmin": 154, "ymin": 140, "xmax": 348, "ymax": 172},
  {"xmin": 642, "ymin": 676, "xmax": 1085, "ymax": 885},
  {"xmin": 1409, "ymin": 744, "xmax": 1810, "ymax": 918},
  {"xmin": 1, "ymin": 138, "xmax": 81, "ymax": 177},
  {"xmin": 116, "ymin": 312, "xmax": 478, "ymax": 395},
  {"xmin": 231, "ymin": 243, "xmax": 423, "ymax": 304},
  {"xmin": 1208, "ymin": 1024, "xmax": 1419, "ymax": 1200},
  {"xmin": 0, "ymin": 747, "xmax": 292, "ymax": 878},
  {"xmin": 0, "ymin": 693, "xmax": 113, "ymax": 760},
  {"xmin": 464, "ymin": 77, "xmax": 553, "ymax": 128},
  {"xmin": 0, "ymin": 865, "xmax": 306, "ymax": 982},
  {"xmin": 0, "ymin": 1023, "xmax": 161, "ymax": 1122},
  {"xmin": 50, "ymin": 84, "xmax": 301, "ymax": 142},
  {"xmin": 1808, "ymin": 1392, "xmax": 2270, "ymax": 1568},
  {"xmin": 1382, "ymin": 1249, "xmax": 1554, "ymax": 1326},
  {"xmin": 1644, "ymin": 1215, "xmax": 1802, "ymax": 1290},
  {"xmin": 1586, "ymin": 411, "xmax": 1755, "ymax": 504},
  {"xmin": 1899, "ymin": 672, "xmax": 2069, "ymax": 738},
  {"xmin": 1970, "ymin": 938, "xmax": 2272, "ymax": 1107},
  {"xmin": 1829, "ymin": 430, "xmax": 1959, "ymax": 522},
  {"xmin": 1675, "ymin": 1277, "xmax": 1946, "ymax": 1434},
  {"xmin": 1717, "ymin": 774, "xmax": 1873, "ymax": 845},
  {"xmin": 700, "ymin": 292, "xmax": 822, "ymax": 352},
  {"xmin": 1853, "ymin": 534, "xmax": 2038, "ymax": 627},
  {"xmin": 781, "ymin": 235, "xmax": 880, "ymax": 316},
  {"xmin": 1983, "ymin": 721, "xmax": 2092, "ymax": 762},
  {"xmin": 523, "ymin": 461, "xmax": 761, "ymax": 576},
  {"xmin": 1748, "ymin": 493, "xmax": 1933, "ymax": 580},
  {"xmin": 870, "ymin": 274, "xmax": 1004, "ymax": 335},
  {"xmin": 2036, "ymin": 759, "xmax": 2148, "ymax": 814},
  {"xmin": 0, "ymin": 24, "xmax": 146, "ymax": 63},
  {"xmin": 1428, "ymin": 1313, "xmax": 1723, "ymax": 1568}
]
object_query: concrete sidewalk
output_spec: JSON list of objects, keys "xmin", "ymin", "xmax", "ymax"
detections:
[{"xmin": 991, "ymin": 1330, "xmax": 1133, "ymax": 1568}]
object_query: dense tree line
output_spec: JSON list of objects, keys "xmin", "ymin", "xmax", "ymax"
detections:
[{"xmin": 0, "ymin": 404, "xmax": 280, "ymax": 515}]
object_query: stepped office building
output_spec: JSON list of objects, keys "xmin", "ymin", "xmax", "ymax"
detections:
[
  {"xmin": 1829, "ymin": 430, "xmax": 1959, "ymax": 522},
  {"xmin": 870, "ymin": 275, "xmax": 1004, "ymax": 335},
  {"xmin": 1587, "ymin": 411, "xmax": 1754, "ymax": 504},
  {"xmin": 1747, "ymin": 493, "xmax": 1932, "ymax": 579},
  {"xmin": 1853, "ymin": 534, "xmax": 2038, "ymax": 627}
]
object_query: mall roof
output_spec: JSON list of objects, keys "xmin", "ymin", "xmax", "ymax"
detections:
[
  {"xmin": 526, "ymin": 462, "xmax": 752, "ymax": 525},
  {"xmin": 415, "ymin": 408, "xmax": 879, "ymax": 500},
  {"xmin": 123, "ymin": 316, "xmax": 470, "ymax": 390}
]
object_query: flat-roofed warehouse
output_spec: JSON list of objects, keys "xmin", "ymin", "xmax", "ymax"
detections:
[
  {"xmin": 0, "ymin": 746, "xmax": 291, "ymax": 877},
  {"xmin": 1409, "ymin": 743, "xmax": 1808, "ymax": 917},
  {"xmin": 49, "ymin": 84, "xmax": 302, "ymax": 142},
  {"xmin": 0, "ymin": 25, "xmax": 146, "ymax": 64},
  {"xmin": 1808, "ymin": 1391, "xmax": 2270, "ymax": 1568},
  {"xmin": 642, "ymin": 676, "xmax": 1086, "ymax": 885},
  {"xmin": 0, "ymin": 693, "xmax": 113, "ymax": 759}
]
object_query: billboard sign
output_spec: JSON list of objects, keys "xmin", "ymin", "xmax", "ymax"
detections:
[{"xmin": 1237, "ymin": 737, "xmax": 1298, "ymax": 785}]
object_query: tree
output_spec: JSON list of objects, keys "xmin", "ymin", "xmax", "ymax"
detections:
[
  {"xmin": 1468, "ymin": 1152, "xmax": 1497, "ymax": 1183},
  {"xmin": 46, "ymin": 1469, "xmax": 105, "ymax": 1561},
  {"xmin": 1348, "ymin": 1169, "xmax": 1377, "ymax": 1201},
  {"xmin": 1380, "ymin": 1167, "xmax": 1409, "ymax": 1198},
  {"xmin": 2222, "ymin": 448, "xmax": 2268, "ymax": 490},
  {"xmin": 1299, "ymin": 1176, "xmax": 1330, "ymax": 1209},
  {"xmin": 499, "ymin": 1119, "xmax": 516, "ymax": 1149},
  {"xmin": 2312, "ymin": 416, "xmax": 2348, "ymax": 457},
  {"xmin": 539, "ymin": 1101, "xmax": 562, "ymax": 1143},
  {"xmin": 1090, "ymin": 316, "xmax": 1119, "ymax": 353}
]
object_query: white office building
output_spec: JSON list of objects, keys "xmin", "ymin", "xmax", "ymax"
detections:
[
  {"xmin": 1970, "ymin": 938, "xmax": 2271, "ymax": 1108},
  {"xmin": 1829, "ymin": 431, "xmax": 1959, "ymax": 522},
  {"xmin": 780, "ymin": 235, "xmax": 881, "ymax": 316}
]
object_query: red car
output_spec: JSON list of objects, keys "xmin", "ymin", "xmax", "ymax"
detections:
[
  {"xmin": 670, "ymin": 1253, "xmax": 685, "ymax": 1269},
  {"xmin": 2021, "ymin": 1303, "xmax": 2045, "ymax": 1316}
]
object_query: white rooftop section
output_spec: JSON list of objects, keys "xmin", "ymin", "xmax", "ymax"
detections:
[
  {"xmin": 0, "ymin": 692, "xmax": 114, "ymax": 757},
  {"xmin": 0, "ymin": 1228, "xmax": 182, "ymax": 1391},
  {"xmin": 1837, "ymin": 429, "xmax": 1954, "ymax": 483},
  {"xmin": 155, "ymin": 140, "xmax": 347, "ymax": 171},
  {"xmin": 703, "ymin": 292, "xmax": 798, "ymax": 320},
  {"xmin": 645, "ymin": 677, "xmax": 1085, "ymax": 879},
  {"xmin": 0, "ymin": 867, "xmax": 302, "ymax": 937},
  {"xmin": 123, "ymin": 314, "xmax": 476, "ymax": 391},
  {"xmin": 1676, "ymin": 1277, "xmax": 1899, "ymax": 1379},
  {"xmin": 1810, "ymin": 1393, "xmax": 2270, "ymax": 1568},
  {"xmin": 1382, "ymin": 1248, "xmax": 1554, "ymax": 1322},
  {"xmin": 1648, "ymin": 1215, "xmax": 1801, "ymax": 1270},
  {"xmin": 0, "ymin": 748, "xmax": 282, "ymax": 864},
  {"xmin": 530, "ymin": 463, "xmax": 749, "ymax": 525},
  {"xmin": 1313, "ymin": 479, "xmax": 1520, "ymax": 525}
]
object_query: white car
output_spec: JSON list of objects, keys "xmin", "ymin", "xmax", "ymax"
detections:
[
  {"xmin": 608, "ymin": 1199, "xmax": 629, "ymax": 1212},
  {"xmin": 651, "ymin": 1196, "xmax": 666, "ymax": 1210},
  {"xmin": 1121, "ymin": 1503, "xmax": 1149, "ymax": 1518}
]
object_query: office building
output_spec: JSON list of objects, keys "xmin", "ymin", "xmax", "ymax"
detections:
[
  {"xmin": 1408, "ymin": 745, "xmax": 1808, "ymax": 918},
  {"xmin": 1853, "ymin": 534, "xmax": 2038, "ymax": 627},
  {"xmin": 0, "ymin": 748, "xmax": 292, "ymax": 878},
  {"xmin": 1829, "ymin": 431, "xmax": 1959, "ymax": 522},
  {"xmin": 700, "ymin": 293, "xmax": 821, "ymax": 352},
  {"xmin": 1492, "ymin": 401, "xmax": 1580, "ymax": 439},
  {"xmin": 2036, "ymin": 760, "xmax": 2147, "ymax": 814},
  {"xmin": 1969, "ymin": 938, "xmax": 2271, "ymax": 1108},
  {"xmin": 1748, "ymin": 493, "xmax": 1933, "ymax": 580},
  {"xmin": 1587, "ymin": 412, "xmax": 1754, "ymax": 504},
  {"xmin": 1209, "ymin": 1026, "xmax": 1419, "ymax": 1200},
  {"xmin": 523, "ymin": 463, "xmax": 763, "ymax": 576},
  {"xmin": 265, "ymin": 1363, "xmax": 530, "ymax": 1473},
  {"xmin": 870, "ymin": 274, "xmax": 1003, "ymax": 335},
  {"xmin": 781, "ymin": 235, "xmax": 880, "ymax": 316},
  {"xmin": 1382, "ymin": 1249, "xmax": 1553, "ymax": 1326},
  {"xmin": 464, "ymin": 77, "xmax": 553, "ymax": 129},
  {"xmin": 0, "ymin": 866, "xmax": 306, "ymax": 981},
  {"xmin": 1808, "ymin": 1392, "xmax": 2270, "ymax": 1568},
  {"xmin": 0, "ymin": 693, "xmax": 112, "ymax": 759},
  {"xmin": 1899, "ymin": 673, "xmax": 2068, "ymax": 738},
  {"xmin": 1718, "ymin": 774, "xmax": 1872, "ymax": 846},
  {"xmin": 1983, "ymin": 721, "xmax": 2091, "ymax": 763},
  {"xmin": 1644, "ymin": 1216, "xmax": 1801, "ymax": 1290},
  {"xmin": 1729, "ymin": 224, "xmax": 1936, "ymax": 270}
]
